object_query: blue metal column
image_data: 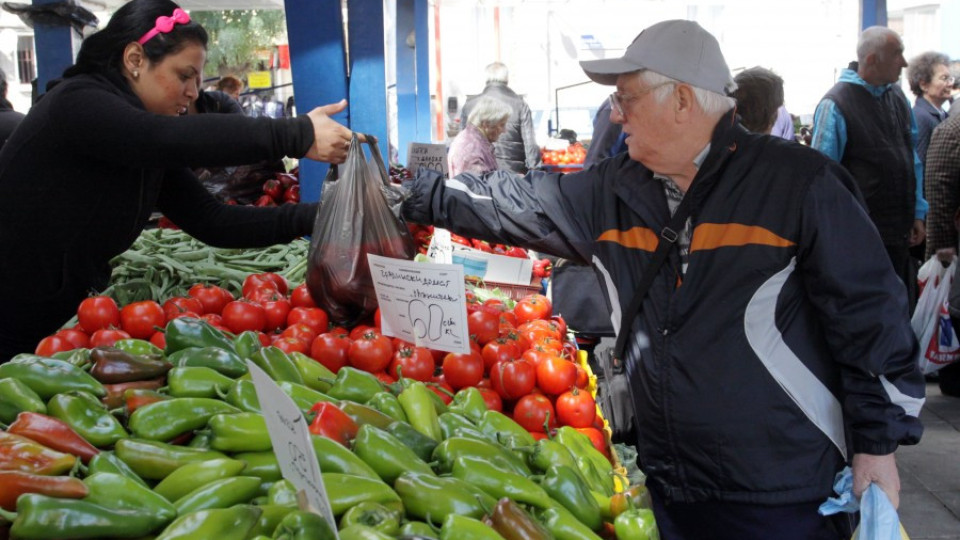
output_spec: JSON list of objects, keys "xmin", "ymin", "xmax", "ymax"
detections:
[
  {"xmin": 284, "ymin": 0, "xmax": 348, "ymax": 203},
  {"xmin": 34, "ymin": 0, "xmax": 80, "ymax": 93},
  {"xmin": 347, "ymin": 0, "xmax": 388, "ymax": 165},
  {"xmin": 395, "ymin": 0, "xmax": 417, "ymax": 165},
  {"xmin": 413, "ymin": 0, "xmax": 430, "ymax": 143},
  {"xmin": 860, "ymin": 0, "xmax": 888, "ymax": 29}
]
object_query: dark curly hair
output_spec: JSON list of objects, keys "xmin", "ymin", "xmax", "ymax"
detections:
[
  {"xmin": 907, "ymin": 51, "xmax": 950, "ymax": 97},
  {"xmin": 732, "ymin": 67, "xmax": 784, "ymax": 134},
  {"xmin": 63, "ymin": 0, "xmax": 207, "ymax": 79}
]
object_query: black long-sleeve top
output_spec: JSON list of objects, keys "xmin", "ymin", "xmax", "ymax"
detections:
[{"xmin": 0, "ymin": 71, "xmax": 317, "ymax": 360}]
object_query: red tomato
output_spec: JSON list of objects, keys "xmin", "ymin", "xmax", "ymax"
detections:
[
  {"xmin": 536, "ymin": 356, "xmax": 578, "ymax": 395},
  {"xmin": 259, "ymin": 272, "xmax": 288, "ymax": 295},
  {"xmin": 247, "ymin": 286, "xmax": 284, "ymax": 306},
  {"xmin": 550, "ymin": 315, "xmax": 568, "ymax": 338},
  {"xmin": 530, "ymin": 431, "xmax": 549, "ymax": 441},
  {"xmin": 274, "ymin": 336, "xmax": 309, "ymax": 355},
  {"xmin": 308, "ymin": 402, "xmax": 359, "ymax": 446},
  {"xmin": 348, "ymin": 325, "xmax": 378, "ymax": 341},
  {"xmin": 242, "ymin": 274, "xmax": 279, "ymax": 300},
  {"xmin": 89, "ymin": 328, "xmax": 131, "ymax": 348},
  {"xmin": 389, "ymin": 346, "xmax": 435, "ymax": 382},
  {"xmin": 481, "ymin": 339, "xmax": 519, "ymax": 372},
  {"xmin": 374, "ymin": 308, "xmax": 382, "ymax": 330},
  {"xmin": 188, "ymin": 284, "xmax": 232, "ymax": 315},
  {"xmin": 162, "ymin": 297, "xmax": 204, "ymax": 322},
  {"xmin": 287, "ymin": 307, "xmax": 329, "ymax": 334},
  {"xmin": 489, "ymin": 358, "xmax": 537, "ymax": 401},
  {"xmin": 149, "ymin": 331, "xmax": 166, "ymax": 350},
  {"xmin": 290, "ymin": 283, "xmax": 316, "ymax": 308},
  {"xmin": 348, "ymin": 331, "xmax": 393, "ymax": 373},
  {"xmin": 514, "ymin": 294, "xmax": 553, "ymax": 325},
  {"xmin": 522, "ymin": 347, "xmax": 559, "ymax": 368},
  {"xmin": 281, "ymin": 323, "xmax": 318, "ymax": 345},
  {"xmin": 262, "ymin": 297, "xmax": 292, "ymax": 332},
  {"xmin": 120, "ymin": 301, "xmax": 166, "ymax": 340},
  {"xmin": 467, "ymin": 311, "xmax": 500, "ymax": 346},
  {"xmin": 77, "ymin": 296, "xmax": 120, "ymax": 334},
  {"xmin": 55, "ymin": 328, "xmax": 90, "ymax": 350},
  {"xmin": 477, "ymin": 387, "xmax": 503, "ymax": 413},
  {"xmin": 556, "ymin": 387, "xmax": 597, "ymax": 428},
  {"xmin": 498, "ymin": 311, "xmax": 518, "ymax": 328},
  {"xmin": 429, "ymin": 375, "xmax": 455, "ymax": 404},
  {"xmin": 374, "ymin": 371, "xmax": 396, "ymax": 385},
  {"xmin": 575, "ymin": 427, "xmax": 609, "ymax": 458},
  {"xmin": 201, "ymin": 313, "xmax": 223, "ymax": 327},
  {"xmin": 441, "ymin": 351, "xmax": 484, "ymax": 390},
  {"xmin": 501, "ymin": 330, "xmax": 530, "ymax": 353},
  {"xmin": 35, "ymin": 335, "xmax": 73, "ymax": 356},
  {"xmin": 513, "ymin": 394, "xmax": 557, "ymax": 433},
  {"xmin": 221, "ymin": 301, "xmax": 267, "ymax": 333},
  {"xmin": 574, "ymin": 364, "xmax": 589, "ymax": 389}
]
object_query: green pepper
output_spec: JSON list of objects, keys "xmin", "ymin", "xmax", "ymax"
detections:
[
  {"xmin": 352, "ymin": 424, "xmax": 436, "ymax": 484},
  {"xmin": 164, "ymin": 317, "xmax": 235, "ymax": 355},
  {"xmin": 526, "ymin": 439, "xmax": 582, "ymax": 477},
  {"xmin": 187, "ymin": 429, "xmax": 214, "ymax": 449},
  {"xmin": 398, "ymin": 521, "xmax": 439, "ymax": 539},
  {"xmin": 0, "ymin": 378, "xmax": 46, "ymax": 423},
  {"xmin": 539, "ymin": 465, "xmax": 603, "ymax": 531},
  {"xmin": 51, "ymin": 348, "xmax": 92, "ymax": 368},
  {"xmin": 114, "ymin": 438, "xmax": 228, "ymax": 480},
  {"xmin": 441, "ymin": 514, "xmax": 506, "ymax": 540},
  {"xmin": 337, "ymin": 524, "xmax": 394, "ymax": 540},
  {"xmin": 152, "ymin": 458, "xmax": 247, "ymax": 502},
  {"xmin": 288, "ymin": 351, "xmax": 334, "ymax": 392},
  {"xmin": 537, "ymin": 507, "xmax": 604, "ymax": 540},
  {"xmin": 167, "ymin": 347, "xmax": 248, "ymax": 378},
  {"xmin": 84, "ymin": 472, "xmax": 177, "ymax": 523},
  {"xmin": 576, "ymin": 455, "xmax": 614, "ymax": 497},
  {"xmin": 267, "ymin": 479, "xmax": 298, "ymax": 507},
  {"xmin": 366, "ymin": 391, "xmax": 407, "ymax": 422},
  {"xmin": 128, "ymin": 397, "xmax": 240, "ymax": 441},
  {"xmin": 89, "ymin": 347, "xmax": 172, "ymax": 384},
  {"xmin": 554, "ymin": 427, "xmax": 612, "ymax": 478},
  {"xmin": 448, "ymin": 387, "xmax": 488, "ymax": 423},
  {"xmin": 167, "ymin": 366, "xmax": 235, "ymax": 398},
  {"xmin": 324, "ymin": 367, "xmax": 385, "ymax": 403},
  {"xmin": 234, "ymin": 451, "xmax": 282, "ymax": 482},
  {"xmin": 613, "ymin": 508, "xmax": 658, "ymax": 540},
  {"xmin": 247, "ymin": 504, "xmax": 295, "ymax": 538},
  {"xmin": 489, "ymin": 497, "xmax": 553, "ymax": 540},
  {"xmin": 446, "ymin": 424, "xmax": 494, "ymax": 442},
  {"xmin": 224, "ymin": 379, "xmax": 262, "ymax": 413},
  {"xmin": 174, "ymin": 475, "xmax": 262, "ymax": 514},
  {"xmin": 478, "ymin": 410, "xmax": 536, "ymax": 446},
  {"xmin": 438, "ymin": 411, "xmax": 479, "ymax": 440},
  {"xmin": 155, "ymin": 505, "xmax": 261, "ymax": 540},
  {"xmin": 384, "ymin": 420, "xmax": 438, "ymax": 462},
  {"xmin": 340, "ymin": 501, "xmax": 401, "ymax": 536},
  {"xmin": 433, "ymin": 436, "xmax": 532, "ymax": 477},
  {"xmin": 451, "ymin": 455, "xmax": 555, "ymax": 509},
  {"xmin": 394, "ymin": 471, "xmax": 496, "ymax": 525},
  {"xmin": 86, "ymin": 450, "xmax": 148, "ymax": 487},
  {"xmin": 278, "ymin": 380, "xmax": 336, "ymax": 411},
  {"xmin": 233, "ymin": 330, "xmax": 263, "ymax": 359},
  {"xmin": 4, "ymin": 493, "xmax": 167, "ymax": 539},
  {"xmin": 0, "ymin": 356, "xmax": 105, "ymax": 399},
  {"xmin": 338, "ymin": 400, "xmax": 395, "ymax": 429},
  {"xmin": 273, "ymin": 509, "xmax": 337, "ymax": 540},
  {"xmin": 311, "ymin": 434, "xmax": 380, "ymax": 479},
  {"xmin": 207, "ymin": 412, "xmax": 272, "ymax": 452},
  {"xmin": 397, "ymin": 381, "xmax": 442, "ymax": 441},
  {"xmin": 46, "ymin": 391, "xmax": 128, "ymax": 448},
  {"xmin": 112, "ymin": 338, "xmax": 164, "ymax": 356},
  {"xmin": 322, "ymin": 472, "xmax": 403, "ymax": 516},
  {"xmin": 249, "ymin": 347, "xmax": 304, "ymax": 384}
]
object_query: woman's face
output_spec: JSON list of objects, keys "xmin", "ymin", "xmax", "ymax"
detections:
[
  {"xmin": 133, "ymin": 42, "xmax": 206, "ymax": 116},
  {"xmin": 922, "ymin": 64, "xmax": 954, "ymax": 104},
  {"xmin": 483, "ymin": 120, "xmax": 507, "ymax": 142}
]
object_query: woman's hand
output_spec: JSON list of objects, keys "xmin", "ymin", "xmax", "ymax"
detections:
[{"xmin": 304, "ymin": 100, "xmax": 356, "ymax": 163}]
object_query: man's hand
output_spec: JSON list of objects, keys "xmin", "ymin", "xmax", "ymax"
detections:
[
  {"xmin": 852, "ymin": 453, "xmax": 901, "ymax": 508},
  {"xmin": 304, "ymin": 100, "xmax": 354, "ymax": 164},
  {"xmin": 910, "ymin": 219, "xmax": 926, "ymax": 247}
]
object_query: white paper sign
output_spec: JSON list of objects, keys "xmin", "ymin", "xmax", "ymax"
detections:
[
  {"xmin": 406, "ymin": 142, "xmax": 449, "ymax": 177},
  {"xmin": 452, "ymin": 247, "xmax": 534, "ymax": 285},
  {"xmin": 247, "ymin": 360, "xmax": 338, "ymax": 536},
  {"xmin": 367, "ymin": 253, "xmax": 470, "ymax": 354},
  {"xmin": 426, "ymin": 227, "xmax": 454, "ymax": 264}
]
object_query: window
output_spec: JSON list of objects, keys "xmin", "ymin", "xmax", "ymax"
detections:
[{"xmin": 17, "ymin": 35, "xmax": 35, "ymax": 85}]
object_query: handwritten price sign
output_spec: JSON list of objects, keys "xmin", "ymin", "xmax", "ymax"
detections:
[{"xmin": 367, "ymin": 254, "xmax": 470, "ymax": 354}]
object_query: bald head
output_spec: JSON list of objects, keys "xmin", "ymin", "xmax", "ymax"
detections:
[{"xmin": 856, "ymin": 26, "xmax": 907, "ymax": 86}]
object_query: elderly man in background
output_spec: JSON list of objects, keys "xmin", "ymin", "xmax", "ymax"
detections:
[
  {"xmin": 402, "ymin": 19, "xmax": 924, "ymax": 540},
  {"xmin": 459, "ymin": 62, "xmax": 541, "ymax": 174},
  {"xmin": 812, "ymin": 26, "xmax": 928, "ymax": 308}
]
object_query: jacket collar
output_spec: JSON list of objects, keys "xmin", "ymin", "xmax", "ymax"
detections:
[{"xmin": 915, "ymin": 96, "xmax": 946, "ymax": 120}]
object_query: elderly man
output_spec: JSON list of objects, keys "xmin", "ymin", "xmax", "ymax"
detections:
[
  {"xmin": 402, "ymin": 19, "xmax": 924, "ymax": 539},
  {"xmin": 812, "ymin": 27, "xmax": 928, "ymax": 307}
]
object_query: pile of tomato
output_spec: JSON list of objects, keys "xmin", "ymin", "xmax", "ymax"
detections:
[
  {"xmin": 541, "ymin": 142, "xmax": 587, "ymax": 167},
  {"xmin": 407, "ymin": 224, "xmax": 530, "ymax": 260},
  {"xmin": 33, "ymin": 273, "xmax": 608, "ymax": 456}
]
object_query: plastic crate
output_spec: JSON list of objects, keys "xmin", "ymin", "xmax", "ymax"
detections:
[{"xmin": 465, "ymin": 276, "xmax": 542, "ymax": 302}]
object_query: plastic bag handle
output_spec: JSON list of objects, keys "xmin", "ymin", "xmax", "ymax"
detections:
[{"xmin": 321, "ymin": 133, "xmax": 388, "ymax": 186}]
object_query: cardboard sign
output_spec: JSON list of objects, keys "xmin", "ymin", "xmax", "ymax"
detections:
[
  {"xmin": 247, "ymin": 360, "xmax": 338, "ymax": 535},
  {"xmin": 406, "ymin": 143, "xmax": 448, "ymax": 177},
  {"xmin": 247, "ymin": 71, "xmax": 272, "ymax": 89},
  {"xmin": 426, "ymin": 227, "xmax": 454, "ymax": 264},
  {"xmin": 452, "ymin": 247, "xmax": 533, "ymax": 285},
  {"xmin": 367, "ymin": 254, "xmax": 470, "ymax": 354}
]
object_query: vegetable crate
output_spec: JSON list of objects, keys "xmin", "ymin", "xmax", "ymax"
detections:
[
  {"xmin": 577, "ymin": 349, "xmax": 629, "ymax": 489},
  {"xmin": 465, "ymin": 276, "xmax": 543, "ymax": 302}
]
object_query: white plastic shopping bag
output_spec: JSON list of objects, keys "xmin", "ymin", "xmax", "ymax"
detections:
[{"xmin": 910, "ymin": 258, "xmax": 960, "ymax": 373}]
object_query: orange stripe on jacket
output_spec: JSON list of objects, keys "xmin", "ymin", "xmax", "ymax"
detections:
[
  {"xmin": 690, "ymin": 223, "xmax": 794, "ymax": 252},
  {"xmin": 597, "ymin": 227, "xmax": 659, "ymax": 251}
]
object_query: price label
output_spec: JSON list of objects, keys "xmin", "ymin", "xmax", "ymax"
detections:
[{"xmin": 406, "ymin": 142, "xmax": 449, "ymax": 178}]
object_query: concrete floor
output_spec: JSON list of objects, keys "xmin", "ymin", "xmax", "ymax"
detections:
[{"xmin": 897, "ymin": 382, "xmax": 960, "ymax": 539}]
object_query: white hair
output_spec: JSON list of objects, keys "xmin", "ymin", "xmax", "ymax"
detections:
[
  {"xmin": 467, "ymin": 96, "xmax": 512, "ymax": 127},
  {"xmin": 638, "ymin": 70, "xmax": 736, "ymax": 116},
  {"xmin": 857, "ymin": 26, "xmax": 898, "ymax": 63},
  {"xmin": 485, "ymin": 62, "xmax": 509, "ymax": 84}
]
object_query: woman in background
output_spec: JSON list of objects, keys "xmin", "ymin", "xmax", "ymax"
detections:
[{"xmin": 447, "ymin": 96, "xmax": 511, "ymax": 177}]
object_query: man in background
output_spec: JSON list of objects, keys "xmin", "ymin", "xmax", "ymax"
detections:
[
  {"xmin": 732, "ymin": 66, "xmax": 785, "ymax": 134},
  {"xmin": 0, "ymin": 68, "xmax": 24, "ymax": 148}
]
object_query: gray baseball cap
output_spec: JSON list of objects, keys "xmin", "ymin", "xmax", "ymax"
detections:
[{"xmin": 580, "ymin": 20, "xmax": 736, "ymax": 95}]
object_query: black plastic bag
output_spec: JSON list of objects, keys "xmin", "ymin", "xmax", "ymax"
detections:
[{"xmin": 306, "ymin": 135, "xmax": 416, "ymax": 327}]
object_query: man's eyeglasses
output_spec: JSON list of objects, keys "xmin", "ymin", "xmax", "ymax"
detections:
[{"xmin": 609, "ymin": 81, "xmax": 675, "ymax": 118}]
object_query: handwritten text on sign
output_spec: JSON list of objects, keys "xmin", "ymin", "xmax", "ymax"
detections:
[
  {"xmin": 406, "ymin": 143, "xmax": 448, "ymax": 178},
  {"xmin": 247, "ymin": 360, "xmax": 338, "ymax": 536},
  {"xmin": 367, "ymin": 254, "xmax": 470, "ymax": 354}
]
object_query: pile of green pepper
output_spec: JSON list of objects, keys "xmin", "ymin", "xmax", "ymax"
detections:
[{"xmin": 0, "ymin": 318, "xmax": 657, "ymax": 540}]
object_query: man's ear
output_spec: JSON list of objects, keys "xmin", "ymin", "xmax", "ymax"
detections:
[
  {"xmin": 675, "ymin": 83, "xmax": 696, "ymax": 121},
  {"xmin": 122, "ymin": 42, "xmax": 145, "ymax": 76}
]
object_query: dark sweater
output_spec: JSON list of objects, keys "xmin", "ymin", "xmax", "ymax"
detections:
[{"xmin": 0, "ymin": 71, "xmax": 317, "ymax": 361}]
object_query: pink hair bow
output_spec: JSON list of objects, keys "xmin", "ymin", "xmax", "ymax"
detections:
[{"xmin": 138, "ymin": 8, "xmax": 191, "ymax": 45}]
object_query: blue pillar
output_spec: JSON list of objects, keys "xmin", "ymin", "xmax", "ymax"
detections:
[
  {"xmin": 395, "ymin": 0, "xmax": 432, "ymax": 164},
  {"xmin": 414, "ymin": 0, "xmax": 431, "ymax": 143},
  {"xmin": 860, "ymin": 0, "xmax": 887, "ymax": 29},
  {"xmin": 34, "ymin": 0, "xmax": 80, "ymax": 93},
  {"xmin": 347, "ymin": 0, "xmax": 388, "ymax": 165},
  {"xmin": 284, "ymin": 0, "xmax": 348, "ymax": 203}
]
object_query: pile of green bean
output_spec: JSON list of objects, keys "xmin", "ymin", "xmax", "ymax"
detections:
[{"xmin": 105, "ymin": 228, "xmax": 309, "ymax": 305}]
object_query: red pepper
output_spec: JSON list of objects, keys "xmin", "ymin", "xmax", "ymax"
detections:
[
  {"xmin": 283, "ymin": 184, "xmax": 301, "ymax": 203},
  {"xmin": 276, "ymin": 173, "xmax": 298, "ymax": 190},
  {"xmin": 6, "ymin": 412, "xmax": 100, "ymax": 464},
  {"xmin": 101, "ymin": 378, "xmax": 166, "ymax": 409},
  {"xmin": 0, "ymin": 471, "xmax": 88, "ymax": 510},
  {"xmin": 263, "ymin": 178, "xmax": 283, "ymax": 201},
  {"xmin": 255, "ymin": 194, "xmax": 277, "ymax": 207},
  {"xmin": 308, "ymin": 402, "xmax": 359, "ymax": 446},
  {"xmin": 124, "ymin": 388, "xmax": 169, "ymax": 415},
  {"xmin": 0, "ymin": 431, "xmax": 77, "ymax": 475}
]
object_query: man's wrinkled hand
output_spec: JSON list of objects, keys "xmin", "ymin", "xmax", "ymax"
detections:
[
  {"xmin": 852, "ymin": 453, "xmax": 900, "ymax": 509},
  {"xmin": 304, "ymin": 100, "xmax": 354, "ymax": 164}
]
